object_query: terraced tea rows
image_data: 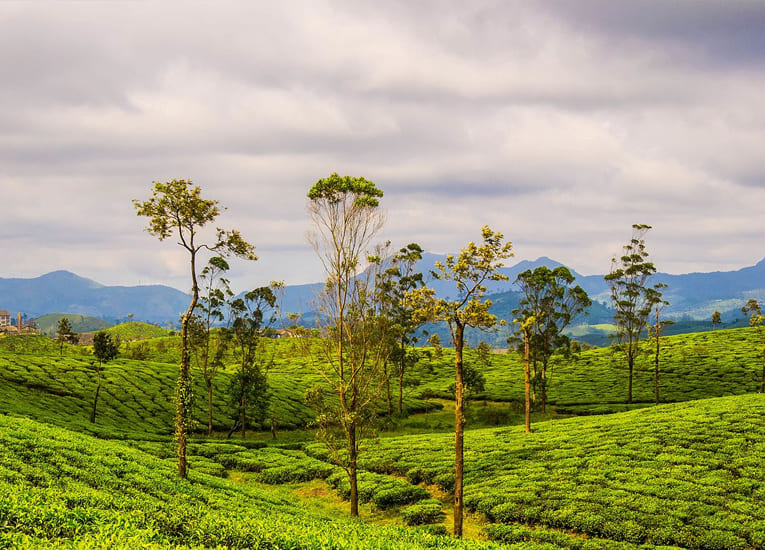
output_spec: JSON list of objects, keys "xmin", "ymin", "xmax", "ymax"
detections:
[
  {"xmin": 0, "ymin": 415, "xmax": 511, "ymax": 549},
  {"xmin": 341, "ymin": 394, "xmax": 765, "ymax": 550}
]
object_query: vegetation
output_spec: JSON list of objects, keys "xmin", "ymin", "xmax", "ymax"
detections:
[
  {"xmin": 134, "ymin": 178, "xmax": 257, "ymax": 478},
  {"xmin": 34, "ymin": 312, "xmax": 112, "ymax": 336},
  {"xmin": 406, "ymin": 225, "xmax": 513, "ymax": 537},
  {"xmin": 304, "ymin": 172, "xmax": 387, "ymax": 517},
  {"xmin": 55, "ymin": 316, "xmax": 79, "ymax": 356},
  {"xmin": 90, "ymin": 331, "xmax": 119, "ymax": 423},
  {"xmin": 348, "ymin": 393, "xmax": 765, "ymax": 550},
  {"xmin": 605, "ymin": 224, "xmax": 667, "ymax": 404}
]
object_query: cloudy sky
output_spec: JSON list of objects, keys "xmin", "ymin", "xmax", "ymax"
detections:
[{"xmin": 2, "ymin": 1, "xmax": 765, "ymax": 293}]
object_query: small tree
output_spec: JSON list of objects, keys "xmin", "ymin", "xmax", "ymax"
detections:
[
  {"xmin": 190, "ymin": 256, "xmax": 233, "ymax": 436},
  {"xmin": 427, "ymin": 333, "xmax": 444, "ymax": 358},
  {"xmin": 377, "ymin": 243, "xmax": 425, "ymax": 415},
  {"xmin": 741, "ymin": 299, "xmax": 765, "ymax": 393},
  {"xmin": 134, "ymin": 179, "xmax": 256, "ymax": 479},
  {"xmin": 56, "ymin": 317, "xmax": 79, "ymax": 356},
  {"xmin": 512, "ymin": 266, "xmax": 591, "ymax": 415},
  {"xmin": 91, "ymin": 331, "xmax": 118, "ymax": 423},
  {"xmin": 711, "ymin": 310, "xmax": 722, "ymax": 330},
  {"xmin": 406, "ymin": 226, "xmax": 512, "ymax": 538},
  {"xmin": 604, "ymin": 224, "xmax": 666, "ymax": 404},
  {"xmin": 227, "ymin": 286, "xmax": 277, "ymax": 438}
]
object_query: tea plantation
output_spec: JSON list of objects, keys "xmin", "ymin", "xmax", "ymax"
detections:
[
  {"xmin": 1, "ymin": 326, "xmax": 765, "ymax": 548},
  {"xmin": 338, "ymin": 394, "xmax": 765, "ymax": 550}
]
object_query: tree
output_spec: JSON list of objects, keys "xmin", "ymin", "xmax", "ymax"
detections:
[
  {"xmin": 516, "ymin": 316, "xmax": 535, "ymax": 433},
  {"xmin": 647, "ymin": 307, "xmax": 673, "ymax": 405},
  {"xmin": 604, "ymin": 224, "xmax": 666, "ymax": 404},
  {"xmin": 91, "ymin": 331, "xmax": 118, "ymax": 423},
  {"xmin": 512, "ymin": 266, "xmax": 591, "ymax": 416},
  {"xmin": 227, "ymin": 286, "xmax": 277, "ymax": 438},
  {"xmin": 56, "ymin": 317, "xmax": 79, "ymax": 356},
  {"xmin": 190, "ymin": 256, "xmax": 233, "ymax": 436},
  {"xmin": 305, "ymin": 172, "xmax": 388, "ymax": 518},
  {"xmin": 741, "ymin": 299, "xmax": 765, "ymax": 393},
  {"xmin": 711, "ymin": 310, "xmax": 722, "ymax": 330},
  {"xmin": 377, "ymin": 243, "xmax": 425, "ymax": 415},
  {"xmin": 134, "ymin": 179, "xmax": 256, "ymax": 479},
  {"xmin": 406, "ymin": 226, "xmax": 513, "ymax": 538}
]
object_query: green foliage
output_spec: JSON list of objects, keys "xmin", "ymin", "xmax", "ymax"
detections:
[
  {"xmin": 325, "ymin": 470, "xmax": 429, "ymax": 510},
  {"xmin": 401, "ymin": 500, "xmax": 445, "ymax": 526},
  {"xmin": 0, "ymin": 415, "xmax": 510, "ymax": 550},
  {"xmin": 92, "ymin": 331, "xmax": 119, "ymax": 365},
  {"xmin": 349, "ymin": 393, "xmax": 765, "ymax": 550},
  {"xmin": 34, "ymin": 313, "xmax": 112, "ymax": 336},
  {"xmin": 106, "ymin": 321, "xmax": 169, "ymax": 341}
]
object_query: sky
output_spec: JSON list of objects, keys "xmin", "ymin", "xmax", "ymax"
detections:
[{"xmin": 2, "ymin": 1, "xmax": 765, "ymax": 294}]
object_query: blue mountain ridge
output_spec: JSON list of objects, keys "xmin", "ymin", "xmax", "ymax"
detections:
[{"xmin": 1, "ymin": 256, "xmax": 763, "ymax": 326}]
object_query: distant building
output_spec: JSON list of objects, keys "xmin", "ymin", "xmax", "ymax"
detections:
[{"xmin": 0, "ymin": 310, "xmax": 10, "ymax": 328}]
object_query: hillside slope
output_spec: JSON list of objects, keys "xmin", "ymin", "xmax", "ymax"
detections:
[
  {"xmin": 344, "ymin": 394, "xmax": 765, "ymax": 550},
  {"xmin": 0, "ymin": 415, "xmax": 508, "ymax": 549}
]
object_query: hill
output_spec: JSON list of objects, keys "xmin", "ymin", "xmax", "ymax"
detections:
[
  {"xmin": 33, "ymin": 312, "xmax": 113, "ymax": 336},
  {"xmin": 0, "ymin": 270, "xmax": 189, "ymax": 324},
  {"xmin": 344, "ymin": 393, "xmax": 765, "ymax": 549},
  {"xmin": 3, "ymin": 255, "xmax": 765, "ymax": 331},
  {"xmin": 0, "ymin": 414, "xmax": 507, "ymax": 549}
]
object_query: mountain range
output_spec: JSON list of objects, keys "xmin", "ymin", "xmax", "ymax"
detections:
[{"xmin": 1, "ymin": 255, "xmax": 763, "ymax": 329}]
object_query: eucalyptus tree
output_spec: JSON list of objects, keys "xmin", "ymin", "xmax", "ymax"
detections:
[
  {"xmin": 134, "ymin": 179, "xmax": 256, "ymax": 479},
  {"xmin": 406, "ymin": 225, "xmax": 512, "ymax": 538},
  {"xmin": 305, "ymin": 172, "xmax": 388, "ymax": 518},
  {"xmin": 90, "ymin": 331, "xmax": 118, "ymax": 423},
  {"xmin": 741, "ymin": 299, "xmax": 765, "ymax": 393},
  {"xmin": 512, "ymin": 266, "xmax": 591, "ymax": 415},
  {"xmin": 648, "ymin": 307, "xmax": 673, "ymax": 405},
  {"xmin": 604, "ymin": 224, "xmax": 666, "ymax": 404},
  {"xmin": 190, "ymin": 256, "xmax": 233, "ymax": 436}
]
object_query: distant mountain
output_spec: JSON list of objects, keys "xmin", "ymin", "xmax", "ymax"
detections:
[
  {"xmin": 0, "ymin": 270, "xmax": 190, "ymax": 324},
  {"xmin": 3, "ymin": 255, "xmax": 763, "ymax": 330}
]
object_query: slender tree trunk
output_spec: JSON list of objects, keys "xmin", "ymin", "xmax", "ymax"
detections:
[
  {"xmin": 384, "ymin": 361, "xmax": 393, "ymax": 416},
  {"xmin": 271, "ymin": 417, "xmax": 277, "ymax": 439},
  {"xmin": 627, "ymin": 352, "xmax": 634, "ymax": 405},
  {"xmin": 398, "ymin": 369, "xmax": 404, "ymax": 415},
  {"xmin": 90, "ymin": 366, "xmax": 101, "ymax": 423},
  {"xmin": 206, "ymin": 380, "xmax": 214, "ymax": 436},
  {"xmin": 760, "ymin": 348, "xmax": 765, "ymax": 393},
  {"xmin": 524, "ymin": 328, "xmax": 531, "ymax": 434},
  {"xmin": 540, "ymin": 364, "xmax": 547, "ymax": 414},
  {"xmin": 453, "ymin": 322, "xmax": 466, "ymax": 538},
  {"xmin": 177, "ymin": 250, "xmax": 199, "ymax": 479},
  {"xmin": 241, "ymin": 390, "xmax": 247, "ymax": 439},
  {"xmin": 654, "ymin": 309, "xmax": 660, "ymax": 405},
  {"xmin": 348, "ymin": 423, "xmax": 359, "ymax": 517}
]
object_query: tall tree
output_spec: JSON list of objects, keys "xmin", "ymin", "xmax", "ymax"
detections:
[
  {"xmin": 406, "ymin": 226, "xmax": 512, "ymax": 538},
  {"xmin": 228, "ymin": 286, "xmax": 277, "ymax": 438},
  {"xmin": 56, "ymin": 317, "xmax": 78, "ymax": 356},
  {"xmin": 305, "ymin": 172, "xmax": 387, "ymax": 518},
  {"xmin": 741, "ymin": 299, "xmax": 765, "ymax": 393},
  {"xmin": 91, "ymin": 331, "xmax": 119, "ymax": 423},
  {"xmin": 512, "ymin": 266, "xmax": 591, "ymax": 416},
  {"xmin": 134, "ymin": 179, "xmax": 256, "ymax": 479},
  {"xmin": 604, "ymin": 224, "xmax": 666, "ymax": 404},
  {"xmin": 190, "ymin": 256, "xmax": 233, "ymax": 436}
]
